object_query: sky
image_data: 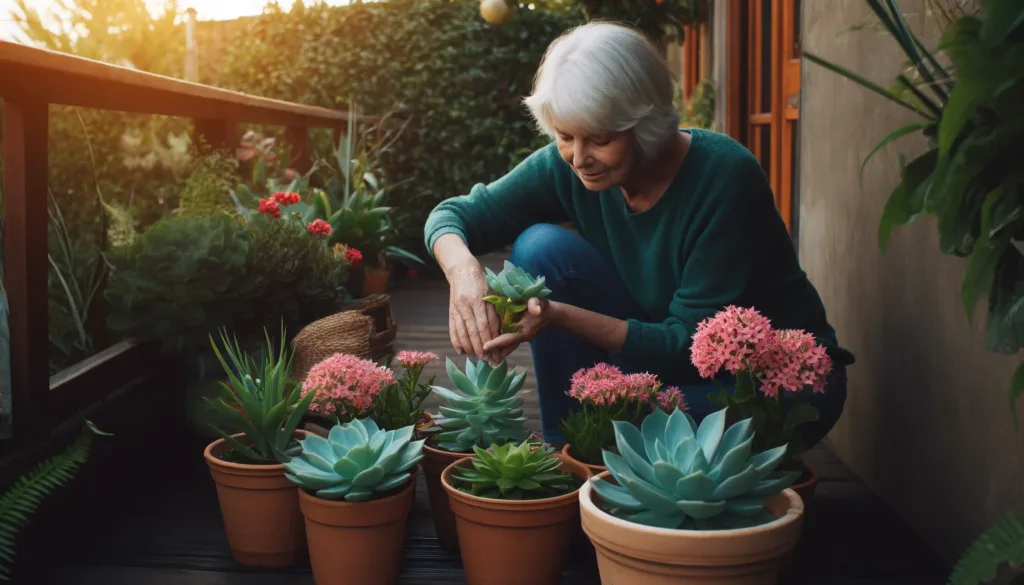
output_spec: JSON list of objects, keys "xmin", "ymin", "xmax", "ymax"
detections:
[{"xmin": 0, "ymin": 0, "xmax": 351, "ymax": 42}]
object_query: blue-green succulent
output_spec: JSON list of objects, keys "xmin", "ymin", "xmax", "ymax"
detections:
[
  {"xmin": 591, "ymin": 407, "xmax": 800, "ymax": 530},
  {"xmin": 483, "ymin": 261, "xmax": 552, "ymax": 333},
  {"xmin": 283, "ymin": 418, "xmax": 424, "ymax": 502},
  {"xmin": 425, "ymin": 358, "xmax": 528, "ymax": 453}
]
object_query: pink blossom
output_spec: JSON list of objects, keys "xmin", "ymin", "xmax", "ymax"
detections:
[
  {"xmin": 690, "ymin": 305, "xmax": 775, "ymax": 378},
  {"xmin": 396, "ymin": 351, "xmax": 439, "ymax": 368},
  {"xmin": 568, "ymin": 363, "xmax": 662, "ymax": 407},
  {"xmin": 306, "ymin": 219, "xmax": 333, "ymax": 237},
  {"xmin": 301, "ymin": 353, "xmax": 397, "ymax": 418},
  {"xmin": 757, "ymin": 330, "xmax": 833, "ymax": 398},
  {"xmin": 657, "ymin": 386, "xmax": 688, "ymax": 412}
]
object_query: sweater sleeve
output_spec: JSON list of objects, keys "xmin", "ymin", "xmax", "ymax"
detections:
[
  {"xmin": 611, "ymin": 158, "xmax": 770, "ymax": 383},
  {"xmin": 423, "ymin": 143, "xmax": 571, "ymax": 258}
]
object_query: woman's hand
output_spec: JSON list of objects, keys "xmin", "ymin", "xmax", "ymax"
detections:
[
  {"xmin": 447, "ymin": 261, "xmax": 501, "ymax": 360},
  {"xmin": 482, "ymin": 297, "xmax": 553, "ymax": 362}
]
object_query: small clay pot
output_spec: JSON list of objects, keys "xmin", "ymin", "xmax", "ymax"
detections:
[
  {"xmin": 420, "ymin": 443, "xmax": 472, "ymax": 554},
  {"xmin": 791, "ymin": 461, "xmax": 819, "ymax": 505},
  {"xmin": 203, "ymin": 431, "xmax": 309, "ymax": 567},
  {"xmin": 361, "ymin": 267, "xmax": 391, "ymax": 296},
  {"xmin": 441, "ymin": 453, "xmax": 592, "ymax": 585},
  {"xmin": 561, "ymin": 443, "xmax": 607, "ymax": 476},
  {"xmin": 580, "ymin": 471, "xmax": 805, "ymax": 585},
  {"xmin": 298, "ymin": 471, "xmax": 417, "ymax": 585}
]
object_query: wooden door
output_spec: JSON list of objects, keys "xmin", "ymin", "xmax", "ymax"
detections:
[{"xmin": 726, "ymin": 0, "xmax": 802, "ymax": 232}]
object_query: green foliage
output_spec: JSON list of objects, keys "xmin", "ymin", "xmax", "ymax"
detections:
[
  {"xmin": 577, "ymin": 0, "xmax": 708, "ymax": 49},
  {"xmin": 284, "ymin": 418, "xmax": 424, "ymax": 501},
  {"xmin": 561, "ymin": 401, "xmax": 647, "ymax": 466},
  {"xmin": 452, "ymin": 441, "xmax": 580, "ymax": 500},
  {"xmin": 483, "ymin": 261, "xmax": 552, "ymax": 333},
  {"xmin": 0, "ymin": 419, "xmax": 111, "ymax": 581},
  {"xmin": 677, "ymin": 79, "xmax": 716, "ymax": 130},
  {"xmin": 104, "ymin": 213, "xmax": 251, "ymax": 354},
  {"xmin": 178, "ymin": 150, "xmax": 241, "ymax": 216},
  {"xmin": 591, "ymin": 407, "xmax": 798, "ymax": 530},
  {"xmin": 204, "ymin": 324, "xmax": 316, "ymax": 465},
  {"xmin": 215, "ymin": 0, "xmax": 585, "ymax": 256},
  {"xmin": 805, "ymin": 0, "xmax": 1024, "ymax": 423},
  {"xmin": 948, "ymin": 512, "xmax": 1024, "ymax": 585},
  {"xmin": 424, "ymin": 357, "xmax": 529, "ymax": 452},
  {"xmin": 372, "ymin": 359, "xmax": 437, "ymax": 432}
]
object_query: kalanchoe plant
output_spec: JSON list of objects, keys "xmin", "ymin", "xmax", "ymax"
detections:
[
  {"xmin": 452, "ymin": 440, "xmax": 581, "ymax": 500},
  {"xmin": 371, "ymin": 351, "xmax": 439, "ymax": 431},
  {"xmin": 422, "ymin": 357, "xmax": 528, "ymax": 452},
  {"xmin": 299, "ymin": 353, "xmax": 397, "ymax": 424},
  {"xmin": 283, "ymin": 418, "xmax": 424, "ymax": 502},
  {"xmin": 591, "ymin": 407, "xmax": 799, "ymax": 530},
  {"xmin": 483, "ymin": 261, "xmax": 552, "ymax": 333},
  {"xmin": 560, "ymin": 363, "xmax": 687, "ymax": 466},
  {"xmin": 204, "ymin": 324, "xmax": 316, "ymax": 464},
  {"xmin": 692, "ymin": 306, "xmax": 832, "ymax": 472}
]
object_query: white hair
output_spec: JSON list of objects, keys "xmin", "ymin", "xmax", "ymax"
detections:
[{"xmin": 524, "ymin": 22, "xmax": 680, "ymax": 161}]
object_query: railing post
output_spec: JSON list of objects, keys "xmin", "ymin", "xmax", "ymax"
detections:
[
  {"xmin": 285, "ymin": 124, "xmax": 312, "ymax": 175},
  {"xmin": 192, "ymin": 117, "xmax": 238, "ymax": 153},
  {"xmin": 3, "ymin": 98, "xmax": 50, "ymax": 445}
]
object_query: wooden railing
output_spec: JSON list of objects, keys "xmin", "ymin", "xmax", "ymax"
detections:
[{"xmin": 0, "ymin": 40, "xmax": 368, "ymax": 446}]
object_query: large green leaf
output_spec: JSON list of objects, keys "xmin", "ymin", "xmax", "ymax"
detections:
[
  {"xmin": 878, "ymin": 150, "xmax": 937, "ymax": 253},
  {"xmin": 803, "ymin": 51, "xmax": 937, "ymax": 120},
  {"xmin": 861, "ymin": 122, "xmax": 933, "ymax": 182}
]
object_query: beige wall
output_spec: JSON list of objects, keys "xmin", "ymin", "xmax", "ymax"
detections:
[{"xmin": 800, "ymin": 0, "xmax": 1024, "ymax": 564}]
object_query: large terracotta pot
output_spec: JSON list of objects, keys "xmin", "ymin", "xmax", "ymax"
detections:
[
  {"xmin": 561, "ymin": 443, "xmax": 607, "ymax": 476},
  {"xmin": 298, "ymin": 471, "xmax": 417, "ymax": 585},
  {"xmin": 420, "ymin": 443, "xmax": 472, "ymax": 554},
  {"xmin": 791, "ymin": 461, "xmax": 818, "ymax": 505},
  {"xmin": 361, "ymin": 267, "xmax": 391, "ymax": 296},
  {"xmin": 441, "ymin": 454, "xmax": 592, "ymax": 585},
  {"xmin": 580, "ymin": 471, "xmax": 805, "ymax": 585},
  {"xmin": 203, "ymin": 431, "xmax": 309, "ymax": 567}
]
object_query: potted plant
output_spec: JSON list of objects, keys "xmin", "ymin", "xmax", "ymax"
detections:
[
  {"xmin": 283, "ymin": 417, "xmax": 424, "ymax": 585},
  {"xmin": 202, "ymin": 324, "xmax": 317, "ymax": 568},
  {"xmin": 560, "ymin": 363, "xmax": 686, "ymax": 474},
  {"xmin": 418, "ymin": 357, "xmax": 529, "ymax": 553},
  {"xmin": 483, "ymin": 260, "xmax": 551, "ymax": 333},
  {"xmin": 374, "ymin": 351, "xmax": 439, "ymax": 432},
  {"xmin": 579, "ymin": 406, "xmax": 803, "ymax": 584},
  {"xmin": 441, "ymin": 440, "xmax": 591, "ymax": 585},
  {"xmin": 299, "ymin": 352, "xmax": 398, "ymax": 430},
  {"xmin": 691, "ymin": 305, "xmax": 834, "ymax": 503}
]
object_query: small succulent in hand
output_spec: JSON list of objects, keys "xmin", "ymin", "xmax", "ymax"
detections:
[
  {"xmin": 591, "ymin": 407, "xmax": 800, "ymax": 530},
  {"xmin": 424, "ymin": 357, "xmax": 528, "ymax": 452},
  {"xmin": 452, "ymin": 440, "xmax": 580, "ymax": 500},
  {"xmin": 283, "ymin": 418, "xmax": 424, "ymax": 502},
  {"xmin": 483, "ymin": 261, "xmax": 552, "ymax": 333}
]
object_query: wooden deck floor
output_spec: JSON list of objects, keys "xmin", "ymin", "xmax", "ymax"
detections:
[{"xmin": 15, "ymin": 253, "xmax": 951, "ymax": 584}]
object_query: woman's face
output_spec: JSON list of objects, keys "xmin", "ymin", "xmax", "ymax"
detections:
[{"xmin": 553, "ymin": 125, "xmax": 636, "ymax": 191}]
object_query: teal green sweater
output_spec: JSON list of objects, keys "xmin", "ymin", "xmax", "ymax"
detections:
[{"xmin": 423, "ymin": 129, "xmax": 855, "ymax": 383}]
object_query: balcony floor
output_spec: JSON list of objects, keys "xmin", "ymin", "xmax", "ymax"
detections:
[{"xmin": 17, "ymin": 253, "xmax": 950, "ymax": 585}]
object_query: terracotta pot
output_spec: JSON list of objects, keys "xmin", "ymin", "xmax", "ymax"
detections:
[
  {"xmin": 561, "ymin": 443, "xmax": 607, "ymax": 476},
  {"xmin": 298, "ymin": 471, "xmax": 417, "ymax": 585},
  {"xmin": 441, "ymin": 454, "xmax": 592, "ymax": 585},
  {"xmin": 580, "ymin": 471, "xmax": 805, "ymax": 585},
  {"xmin": 203, "ymin": 431, "xmax": 309, "ymax": 567},
  {"xmin": 420, "ymin": 443, "xmax": 472, "ymax": 554},
  {"xmin": 791, "ymin": 461, "xmax": 818, "ymax": 505},
  {"xmin": 361, "ymin": 267, "xmax": 391, "ymax": 296}
]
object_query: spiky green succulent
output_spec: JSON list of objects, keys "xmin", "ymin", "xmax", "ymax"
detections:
[
  {"xmin": 283, "ymin": 418, "xmax": 424, "ymax": 502},
  {"xmin": 452, "ymin": 440, "xmax": 580, "ymax": 500},
  {"xmin": 424, "ymin": 358, "xmax": 528, "ymax": 453},
  {"xmin": 591, "ymin": 407, "xmax": 800, "ymax": 530},
  {"xmin": 483, "ymin": 261, "xmax": 552, "ymax": 333}
]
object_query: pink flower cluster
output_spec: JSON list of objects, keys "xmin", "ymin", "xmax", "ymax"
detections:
[
  {"xmin": 306, "ymin": 218, "xmax": 333, "ymax": 237},
  {"xmin": 568, "ymin": 363, "xmax": 664, "ymax": 407},
  {"xmin": 396, "ymin": 350, "xmax": 439, "ymax": 368},
  {"xmin": 301, "ymin": 353, "xmax": 397, "ymax": 417},
  {"xmin": 657, "ymin": 386, "xmax": 687, "ymax": 412},
  {"xmin": 690, "ymin": 305, "xmax": 833, "ymax": 398}
]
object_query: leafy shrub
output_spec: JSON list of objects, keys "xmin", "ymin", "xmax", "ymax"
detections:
[{"xmin": 214, "ymin": 0, "xmax": 585, "ymax": 256}]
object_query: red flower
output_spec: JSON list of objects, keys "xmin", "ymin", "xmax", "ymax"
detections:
[
  {"xmin": 307, "ymin": 219, "xmax": 333, "ymax": 237},
  {"xmin": 258, "ymin": 197, "xmax": 281, "ymax": 218},
  {"xmin": 273, "ymin": 191, "xmax": 301, "ymax": 206},
  {"xmin": 344, "ymin": 247, "xmax": 363, "ymax": 269}
]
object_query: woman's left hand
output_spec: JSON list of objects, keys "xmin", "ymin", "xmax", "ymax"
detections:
[{"xmin": 482, "ymin": 297, "xmax": 553, "ymax": 363}]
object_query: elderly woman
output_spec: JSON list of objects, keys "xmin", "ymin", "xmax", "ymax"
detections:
[{"xmin": 423, "ymin": 22, "xmax": 855, "ymax": 446}]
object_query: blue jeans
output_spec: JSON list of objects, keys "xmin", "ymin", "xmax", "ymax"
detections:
[{"xmin": 508, "ymin": 223, "xmax": 847, "ymax": 448}]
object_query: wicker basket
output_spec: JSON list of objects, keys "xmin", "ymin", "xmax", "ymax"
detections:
[{"xmin": 290, "ymin": 294, "xmax": 397, "ymax": 381}]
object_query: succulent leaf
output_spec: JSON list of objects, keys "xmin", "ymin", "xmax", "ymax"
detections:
[
  {"xmin": 427, "ymin": 358, "xmax": 528, "ymax": 452},
  {"xmin": 452, "ymin": 441, "xmax": 579, "ymax": 500},
  {"xmin": 591, "ymin": 407, "xmax": 798, "ymax": 530}
]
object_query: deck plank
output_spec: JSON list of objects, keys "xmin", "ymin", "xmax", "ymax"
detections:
[{"xmin": 18, "ymin": 252, "xmax": 949, "ymax": 584}]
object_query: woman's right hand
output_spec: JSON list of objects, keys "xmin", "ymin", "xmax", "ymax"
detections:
[{"xmin": 433, "ymin": 233, "xmax": 501, "ymax": 361}]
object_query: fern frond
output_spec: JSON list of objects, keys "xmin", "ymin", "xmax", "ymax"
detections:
[
  {"xmin": 0, "ymin": 426, "xmax": 95, "ymax": 581},
  {"xmin": 949, "ymin": 513, "xmax": 1024, "ymax": 585}
]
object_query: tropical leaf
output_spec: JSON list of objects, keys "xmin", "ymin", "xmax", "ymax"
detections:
[{"xmin": 948, "ymin": 513, "xmax": 1024, "ymax": 585}]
